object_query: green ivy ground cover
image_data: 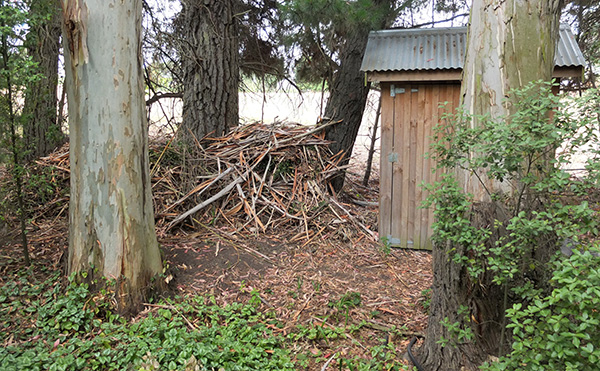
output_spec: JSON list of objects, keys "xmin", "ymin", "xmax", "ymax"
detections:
[{"xmin": 0, "ymin": 270, "xmax": 412, "ymax": 371}]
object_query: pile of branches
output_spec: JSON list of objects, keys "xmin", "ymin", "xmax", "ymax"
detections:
[
  {"xmin": 153, "ymin": 121, "xmax": 375, "ymax": 242},
  {"xmin": 0, "ymin": 121, "xmax": 376, "ymax": 244},
  {"xmin": 0, "ymin": 147, "xmax": 70, "ymax": 223}
]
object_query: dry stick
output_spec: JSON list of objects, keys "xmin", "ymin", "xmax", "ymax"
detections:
[
  {"xmin": 150, "ymin": 134, "xmax": 177, "ymax": 178},
  {"xmin": 275, "ymin": 119, "xmax": 341, "ymax": 147},
  {"xmin": 238, "ymin": 204, "xmax": 270, "ymax": 231},
  {"xmin": 269, "ymin": 187, "xmax": 289, "ymax": 208},
  {"xmin": 169, "ymin": 147, "xmax": 271, "ymax": 229},
  {"xmin": 301, "ymin": 207, "xmax": 310, "ymax": 241},
  {"xmin": 248, "ymin": 169, "xmax": 263, "ymax": 231},
  {"xmin": 245, "ymin": 198, "xmax": 265, "ymax": 232},
  {"xmin": 257, "ymin": 154, "xmax": 271, "ymax": 199},
  {"xmin": 328, "ymin": 197, "xmax": 377, "ymax": 240},
  {"xmin": 236, "ymin": 184, "xmax": 252, "ymax": 230},
  {"xmin": 216, "ymin": 156, "xmax": 222, "ymax": 174},
  {"xmin": 386, "ymin": 263, "xmax": 409, "ymax": 288},
  {"xmin": 164, "ymin": 167, "xmax": 234, "ymax": 212},
  {"xmin": 290, "ymin": 230, "xmax": 313, "ymax": 243},
  {"xmin": 293, "ymin": 292, "xmax": 314, "ymax": 322},
  {"xmin": 326, "ymin": 203, "xmax": 344, "ymax": 223},
  {"xmin": 290, "ymin": 167, "xmax": 299, "ymax": 208},
  {"xmin": 240, "ymin": 244, "xmax": 273, "ymax": 262},
  {"xmin": 301, "ymin": 226, "xmax": 327, "ymax": 247},
  {"xmin": 259, "ymin": 195, "xmax": 303, "ymax": 220},
  {"xmin": 320, "ymin": 352, "xmax": 337, "ymax": 371},
  {"xmin": 271, "ymin": 130, "xmax": 280, "ymax": 148},
  {"xmin": 363, "ymin": 94, "xmax": 381, "ymax": 186},
  {"xmin": 142, "ymin": 303, "xmax": 197, "ymax": 331},
  {"xmin": 218, "ymin": 206, "xmax": 238, "ymax": 229},
  {"xmin": 264, "ymin": 206, "xmax": 276, "ymax": 228},
  {"xmin": 236, "ymin": 178, "xmax": 265, "ymax": 232},
  {"xmin": 289, "ymin": 231, "xmax": 303, "ymax": 242},
  {"xmin": 167, "ymin": 174, "xmax": 246, "ymax": 230},
  {"xmin": 350, "ymin": 199, "xmax": 378, "ymax": 207},
  {"xmin": 195, "ymin": 221, "xmax": 237, "ymax": 244},
  {"xmin": 235, "ymin": 182, "xmax": 246, "ymax": 200}
]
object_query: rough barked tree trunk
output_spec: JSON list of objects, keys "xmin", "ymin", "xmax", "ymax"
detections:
[
  {"xmin": 323, "ymin": 0, "xmax": 391, "ymax": 192},
  {"xmin": 23, "ymin": 0, "xmax": 64, "ymax": 161},
  {"xmin": 179, "ymin": 0, "xmax": 239, "ymax": 143},
  {"xmin": 418, "ymin": 1, "xmax": 562, "ymax": 370},
  {"xmin": 62, "ymin": 0, "xmax": 163, "ymax": 314}
]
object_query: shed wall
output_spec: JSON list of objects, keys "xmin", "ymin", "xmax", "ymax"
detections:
[{"xmin": 379, "ymin": 82, "xmax": 461, "ymax": 249}]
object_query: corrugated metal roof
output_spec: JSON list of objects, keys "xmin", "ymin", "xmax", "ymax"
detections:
[
  {"xmin": 556, "ymin": 23, "xmax": 587, "ymax": 68},
  {"xmin": 361, "ymin": 23, "xmax": 586, "ymax": 73}
]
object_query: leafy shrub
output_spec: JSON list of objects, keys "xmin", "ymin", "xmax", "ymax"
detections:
[
  {"xmin": 425, "ymin": 82, "xmax": 600, "ymax": 366},
  {"xmin": 484, "ymin": 244, "xmax": 600, "ymax": 371}
]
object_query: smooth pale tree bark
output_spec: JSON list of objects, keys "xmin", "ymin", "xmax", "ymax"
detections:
[
  {"xmin": 418, "ymin": 1, "xmax": 562, "ymax": 370},
  {"xmin": 457, "ymin": 0, "xmax": 562, "ymax": 201},
  {"xmin": 323, "ymin": 0, "xmax": 392, "ymax": 192},
  {"xmin": 179, "ymin": 0, "xmax": 239, "ymax": 143},
  {"xmin": 23, "ymin": 0, "xmax": 64, "ymax": 161},
  {"xmin": 61, "ymin": 0, "xmax": 163, "ymax": 313}
]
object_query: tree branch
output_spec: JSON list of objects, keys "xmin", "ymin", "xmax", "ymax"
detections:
[{"xmin": 146, "ymin": 92, "xmax": 183, "ymax": 106}]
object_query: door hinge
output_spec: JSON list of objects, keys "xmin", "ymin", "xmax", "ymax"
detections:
[
  {"xmin": 390, "ymin": 85, "xmax": 405, "ymax": 97},
  {"xmin": 385, "ymin": 236, "xmax": 402, "ymax": 246}
]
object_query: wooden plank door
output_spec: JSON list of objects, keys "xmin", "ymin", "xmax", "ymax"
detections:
[{"xmin": 379, "ymin": 83, "xmax": 461, "ymax": 250}]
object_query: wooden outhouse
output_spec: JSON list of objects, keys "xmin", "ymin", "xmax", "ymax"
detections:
[{"xmin": 360, "ymin": 25, "xmax": 586, "ymax": 250}]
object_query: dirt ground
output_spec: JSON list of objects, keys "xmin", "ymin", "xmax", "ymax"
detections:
[{"xmin": 161, "ymin": 226, "xmax": 432, "ymax": 353}]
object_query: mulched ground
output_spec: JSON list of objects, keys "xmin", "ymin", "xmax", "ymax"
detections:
[{"xmin": 161, "ymin": 227, "xmax": 432, "ymax": 357}]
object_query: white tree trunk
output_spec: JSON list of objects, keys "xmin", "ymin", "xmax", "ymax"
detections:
[
  {"xmin": 459, "ymin": 0, "xmax": 562, "ymax": 200},
  {"xmin": 62, "ymin": 0, "xmax": 162, "ymax": 311}
]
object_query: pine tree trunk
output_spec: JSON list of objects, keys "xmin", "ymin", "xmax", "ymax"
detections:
[
  {"xmin": 323, "ymin": 29, "xmax": 372, "ymax": 192},
  {"xmin": 62, "ymin": 0, "xmax": 163, "ymax": 314},
  {"xmin": 179, "ymin": 0, "xmax": 239, "ymax": 143},
  {"xmin": 418, "ymin": 1, "xmax": 562, "ymax": 370},
  {"xmin": 23, "ymin": 0, "xmax": 63, "ymax": 161},
  {"xmin": 323, "ymin": 0, "xmax": 391, "ymax": 192}
]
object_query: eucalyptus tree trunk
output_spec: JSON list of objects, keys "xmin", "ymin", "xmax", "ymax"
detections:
[
  {"xmin": 418, "ymin": 1, "xmax": 562, "ymax": 370},
  {"xmin": 23, "ymin": 0, "xmax": 63, "ymax": 161},
  {"xmin": 457, "ymin": 0, "xmax": 562, "ymax": 201},
  {"xmin": 61, "ymin": 0, "xmax": 163, "ymax": 314},
  {"xmin": 179, "ymin": 0, "xmax": 239, "ymax": 144}
]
